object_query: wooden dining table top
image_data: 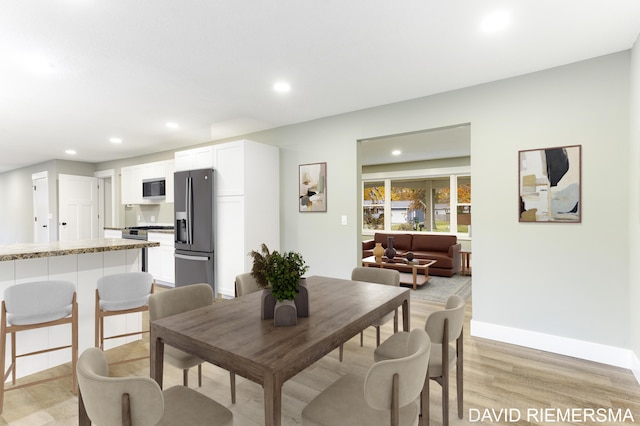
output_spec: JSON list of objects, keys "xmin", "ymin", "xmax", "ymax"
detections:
[{"xmin": 150, "ymin": 275, "xmax": 411, "ymax": 426}]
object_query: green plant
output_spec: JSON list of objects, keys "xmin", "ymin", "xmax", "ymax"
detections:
[
  {"xmin": 266, "ymin": 250, "xmax": 309, "ymax": 302},
  {"xmin": 249, "ymin": 245, "xmax": 309, "ymax": 300}
]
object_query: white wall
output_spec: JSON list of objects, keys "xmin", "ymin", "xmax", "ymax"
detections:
[
  {"xmin": 243, "ymin": 51, "xmax": 632, "ymax": 367},
  {"xmin": 0, "ymin": 50, "xmax": 634, "ymax": 369},
  {"xmin": 629, "ymin": 36, "xmax": 640, "ymax": 378}
]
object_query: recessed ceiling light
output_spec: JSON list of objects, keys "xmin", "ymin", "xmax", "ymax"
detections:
[
  {"xmin": 392, "ymin": 150, "xmax": 402, "ymax": 156},
  {"xmin": 65, "ymin": 149, "xmax": 77, "ymax": 155},
  {"xmin": 166, "ymin": 122, "xmax": 179, "ymax": 129},
  {"xmin": 273, "ymin": 81, "xmax": 291, "ymax": 93},
  {"xmin": 109, "ymin": 137, "xmax": 122, "ymax": 144},
  {"xmin": 481, "ymin": 10, "xmax": 510, "ymax": 33}
]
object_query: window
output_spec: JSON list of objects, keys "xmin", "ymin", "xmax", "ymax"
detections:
[
  {"xmin": 362, "ymin": 174, "xmax": 471, "ymax": 236},
  {"xmin": 363, "ymin": 181, "xmax": 385, "ymax": 230}
]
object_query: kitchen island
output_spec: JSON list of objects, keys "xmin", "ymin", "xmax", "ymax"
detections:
[{"xmin": 0, "ymin": 238, "xmax": 159, "ymax": 379}]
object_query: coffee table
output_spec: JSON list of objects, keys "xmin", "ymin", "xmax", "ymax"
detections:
[{"xmin": 362, "ymin": 256, "xmax": 437, "ymax": 290}]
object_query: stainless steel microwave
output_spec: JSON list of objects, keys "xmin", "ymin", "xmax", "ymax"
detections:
[{"xmin": 142, "ymin": 178, "xmax": 166, "ymax": 199}]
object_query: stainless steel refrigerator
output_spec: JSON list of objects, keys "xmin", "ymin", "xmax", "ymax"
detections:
[{"xmin": 174, "ymin": 168, "xmax": 215, "ymax": 294}]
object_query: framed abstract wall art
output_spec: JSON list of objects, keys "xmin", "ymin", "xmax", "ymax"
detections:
[
  {"xmin": 518, "ymin": 145, "xmax": 581, "ymax": 223},
  {"xmin": 299, "ymin": 162, "xmax": 327, "ymax": 212}
]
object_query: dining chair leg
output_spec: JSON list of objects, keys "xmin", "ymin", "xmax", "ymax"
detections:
[
  {"xmin": 183, "ymin": 369, "xmax": 189, "ymax": 386},
  {"xmin": 376, "ymin": 326, "xmax": 381, "ymax": 347},
  {"xmin": 230, "ymin": 372, "xmax": 236, "ymax": 404},
  {"xmin": 421, "ymin": 371, "xmax": 430, "ymax": 426},
  {"xmin": 339, "ymin": 344, "xmax": 344, "ymax": 362},
  {"xmin": 360, "ymin": 331, "xmax": 364, "ymax": 347},
  {"xmin": 457, "ymin": 333, "xmax": 464, "ymax": 419},
  {"xmin": 198, "ymin": 364, "xmax": 202, "ymax": 387}
]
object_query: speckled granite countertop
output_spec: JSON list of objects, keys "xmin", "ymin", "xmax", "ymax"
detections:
[{"xmin": 0, "ymin": 238, "xmax": 160, "ymax": 261}]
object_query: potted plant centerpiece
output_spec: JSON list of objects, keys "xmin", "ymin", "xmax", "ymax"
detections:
[{"xmin": 249, "ymin": 244, "xmax": 309, "ymax": 326}]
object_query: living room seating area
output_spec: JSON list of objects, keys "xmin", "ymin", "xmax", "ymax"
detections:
[{"xmin": 362, "ymin": 232, "xmax": 461, "ymax": 277}]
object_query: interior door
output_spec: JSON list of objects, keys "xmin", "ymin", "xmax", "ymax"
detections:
[
  {"xmin": 58, "ymin": 174, "xmax": 99, "ymax": 241},
  {"xmin": 33, "ymin": 175, "xmax": 50, "ymax": 243}
]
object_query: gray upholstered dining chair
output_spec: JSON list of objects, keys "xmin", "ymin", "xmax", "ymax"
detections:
[
  {"xmin": 149, "ymin": 283, "xmax": 236, "ymax": 403},
  {"xmin": 0, "ymin": 280, "xmax": 78, "ymax": 414},
  {"xmin": 95, "ymin": 271, "xmax": 154, "ymax": 364},
  {"xmin": 235, "ymin": 272, "xmax": 261, "ymax": 297},
  {"xmin": 302, "ymin": 328, "xmax": 431, "ymax": 426},
  {"xmin": 339, "ymin": 267, "xmax": 400, "ymax": 361},
  {"xmin": 375, "ymin": 294, "xmax": 465, "ymax": 426},
  {"xmin": 77, "ymin": 347, "xmax": 233, "ymax": 426}
]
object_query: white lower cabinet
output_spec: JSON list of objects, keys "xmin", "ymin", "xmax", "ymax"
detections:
[
  {"xmin": 147, "ymin": 232, "xmax": 175, "ymax": 286},
  {"xmin": 103, "ymin": 229, "xmax": 122, "ymax": 239}
]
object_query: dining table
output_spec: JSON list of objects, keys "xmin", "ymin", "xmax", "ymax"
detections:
[{"xmin": 149, "ymin": 275, "xmax": 411, "ymax": 426}]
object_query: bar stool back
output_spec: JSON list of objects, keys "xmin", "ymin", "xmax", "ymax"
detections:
[
  {"xmin": 0, "ymin": 280, "xmax": 78, "ymax": 413},
  {"xmin": 95, "ymin": 272, "xmax": 154, "ymax": 363}
]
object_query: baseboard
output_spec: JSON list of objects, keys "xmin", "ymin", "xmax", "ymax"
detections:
[
  {"xmin": 631, "ymin": 352, "xmax": 640, "ymax": 384},
  {"xmin": 471, "ymin": 319, "xmax": 635, "ymax": 371}
]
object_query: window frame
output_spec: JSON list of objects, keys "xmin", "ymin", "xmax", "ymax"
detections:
[{"xmin": 362, "ymin": 166, "xmax": 471, "ymax": 237}]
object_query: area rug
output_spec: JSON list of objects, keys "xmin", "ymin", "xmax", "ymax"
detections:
[{"xmin": 406, "ymin": 274, "xmax": 472, "ymax": 303}]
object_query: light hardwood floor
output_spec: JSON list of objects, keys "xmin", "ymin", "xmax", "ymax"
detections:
[{"xmin": 2, "ymin": 297, "xmax": 640, "ymax": 425}]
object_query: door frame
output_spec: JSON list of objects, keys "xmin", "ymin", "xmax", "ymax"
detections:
[
  {"xmin": 31, "ymin": 171, "xmax": 51, "ymax": 243},
  {"xmin": 95, "ymin": 169, "xmax": 118, "ymax": 229}
]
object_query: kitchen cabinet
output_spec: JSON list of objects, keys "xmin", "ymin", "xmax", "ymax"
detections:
[
  {"xmin": 214, "ymin": 140, "xmax": 279, "ymax": 298},
  {"xmin": 147, "ymin": 232, "xmax": 175, "ymax": 286},
  {"xmin": 120, "ymin": 160, "xmax": 173, "ymax": 204},
  {"xmin": 104, "ymin": 229, "xmax": 122, "ymax": 239},
  {"xmin": 165, "ymin": 159, "xmax": 175, "ymax": 203},
  {"xmin": 174, "ymin": 146, "xmax": 214, "ymax": 172},
  {"xmin": 120, "ymin": 165, "xmax": 141, "ymax": 204}
]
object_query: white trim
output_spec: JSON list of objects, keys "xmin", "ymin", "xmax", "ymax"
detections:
[
  {"xmin": 631, "ymin": 352, "xmax": 640, "ymax": 385},
  {"xmin": 471, "ymin": 319, "xmax": 634, "ymax": 370},
  {"xmin": 31, "ymin": 170, "xmax": 48, "ymax": 180},
  {"xmin": 362, "ymin": 165, "xmax": 470, "ymax": 181},
  {"xmin": 94, "ymin": 169, "xmax": 114, "ymax": 179},
  {"xmin": 94, "ymin": 169, "xmax": 118, "ymax": 228}
]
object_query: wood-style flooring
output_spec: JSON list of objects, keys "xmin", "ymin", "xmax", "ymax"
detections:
[{"xmin": 1, "ymin": 297, "xmax": 639, "ymax": 425}]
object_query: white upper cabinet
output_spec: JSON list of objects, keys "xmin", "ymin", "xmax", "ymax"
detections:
[
  {"xmin": 120, "ymin": 165, "xmax": 142, "ymax": 205},
  {"xmin": 174, "ymin": 146, "xmax": 214, "ymax": 172},
  {"xmin": 120, "ymin": 160, "xmax": 173, "ymax": 205},
  {"xmin": 165, "ymin": 159, "xmax": 175, "ymax": 203},
  {"xmin": 213, "ymin": 140, "xmax": 245, "ymax": 196}
]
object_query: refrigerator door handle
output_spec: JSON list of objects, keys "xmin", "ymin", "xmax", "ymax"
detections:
[
  {"xmin": 175, "ymin": 253, "xmax": 211, "ymax": 261},
  {"xmin": 186, "ymin": 176, "xmax": 193, "ymax": 245}
]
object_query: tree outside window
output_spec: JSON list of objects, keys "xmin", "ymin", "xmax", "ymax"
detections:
[{"xmin": 363, "ymin": 175, "xmax": 470, "ymax": 235}]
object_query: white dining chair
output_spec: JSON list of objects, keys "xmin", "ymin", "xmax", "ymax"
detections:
[
  {"xmin": 77, "ymin": 347, "xmax": 233, "ymax": 426},
  {"xmin": 149, "ymin": 283, "xmax": 237, "ymax": 402},
  {"xmin": 303, "ymin": 328, "xmax": 431, "ymax": 426}
]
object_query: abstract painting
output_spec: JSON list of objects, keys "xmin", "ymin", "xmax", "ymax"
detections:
[
  {"xmin": 299, "ymin": 162, "xmax": 327, "ymax": 212},
  {"xmin": 519, "ymin": 145, "xmax": 581, "ymax": 223}
]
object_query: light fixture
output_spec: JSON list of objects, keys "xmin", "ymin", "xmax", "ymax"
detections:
[
  {"xmin": 65, "ymin": 149, "xmax": 77, "ymax": 155},
  {"xmin": 481, "ymin": 10, "xmax": 510, "ymax": 33},
  {"xmin": 392, "ymin": 150, "xmax": 402, "ymax": 156},
  {"xmin": 166, "ymin": 121, "xmax": 179, "ymax": 129},
  {"xmin": 273, "ymin": 81, "xmax": 291, "ymax": 93},
  {"xmin": 109, "ymin": 137, "xmax": 122, "ymax": 144}
]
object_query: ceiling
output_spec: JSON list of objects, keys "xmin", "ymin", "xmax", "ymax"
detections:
[
  {"xmin": 1, "ymin": 1, "xmax": 639, "ymax": 173},
  {"xmin": 360, "ymin": 124, "xmax": 471, "ymax": 166}
]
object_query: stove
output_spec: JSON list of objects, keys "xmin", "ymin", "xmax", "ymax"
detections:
[{"xmin": 122, "ymin": 226, "xmax": 174, "ymax": 241}]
